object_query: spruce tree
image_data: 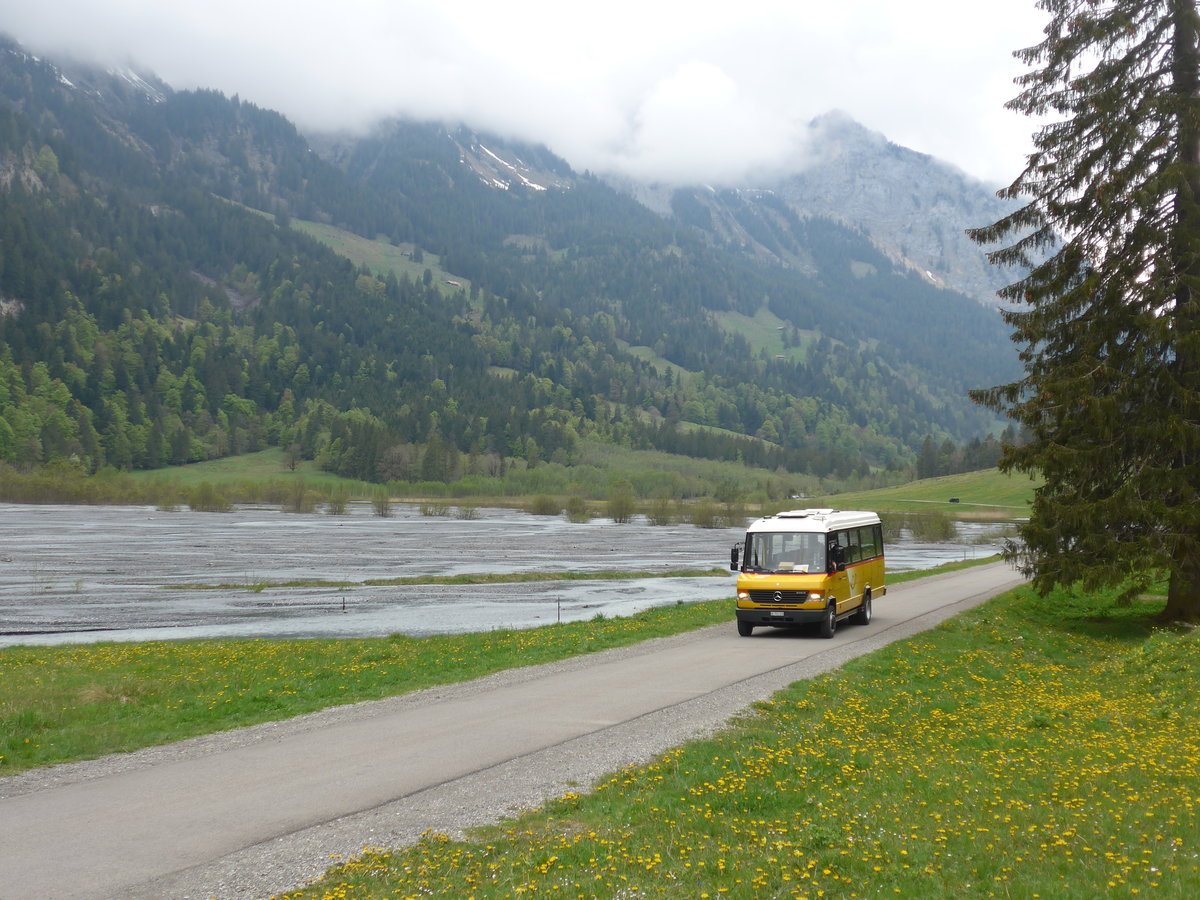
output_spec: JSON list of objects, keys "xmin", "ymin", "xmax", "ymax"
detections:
[{"xmin": 970, "ymin": 0, "xmax": 1200, "ymax": 621}]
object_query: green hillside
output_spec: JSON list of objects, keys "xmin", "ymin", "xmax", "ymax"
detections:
[
  {"xmin": 290, "ymin": 220, "xmax": 474, "ymax": 300},
  {"xmin": 812, "ymin": 468, "xmax": 1036, "ymax": 516},
  {"xmin": 0, "ymin": 37, "xmax": 1019, "ymax": 499}
]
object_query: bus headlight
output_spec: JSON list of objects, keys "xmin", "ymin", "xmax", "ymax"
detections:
[
  {"xmin": 809, "ymin": 592, "xmax": 823, "ymax": 602},
  {"xmin": 737, "ymin": 591, "xmax": 749, "ymax": 601}
]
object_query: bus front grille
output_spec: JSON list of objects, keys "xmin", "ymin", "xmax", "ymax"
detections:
[{"xmin": 748, "ymin": 590, "xmax": 810, "ymax": 604}]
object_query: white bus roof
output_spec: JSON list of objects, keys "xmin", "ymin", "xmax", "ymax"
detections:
[{"xmin": 745, "ymin": 508, "xmax": 881, "ymax": 534}]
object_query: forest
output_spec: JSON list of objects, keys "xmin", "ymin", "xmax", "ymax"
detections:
[{"xmin": 0, "ymin": 36, "xmax": 1017, "ymax": 497}]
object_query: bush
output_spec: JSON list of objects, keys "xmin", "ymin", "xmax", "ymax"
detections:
[
  {"xmin": 284, "ymin": 479, "xmax": 318, "ymax": 514},
  {"xmin": 607, "ymin": 479, "xmax": 636, "ymax": 524},
  {"xmin": 646, "ymin": 495, "xmax": 675, "ymax": 526},
  {"xmin": 564, "ymin": 495, "xmax": 591, "ymax": 523},
  {"xmin": 688, "ymin": 500, "xmax": 720, "ymax": 529},
  {"xmin": 372, "ymin": 489, "xmax": 393, "ymax": 518},
  {"xmin": 529, "ymin": 494, "xmax": 562, "ymax": 516},
  {"xmin": 907, "ymin": 511, "xmax": 957, "ymax": 542},
  {"xmin": 325, "ymin": 489, "xmax": 348, "ymax": 515},
  {"xmin": 882, "ymin": 511, "xmax": 957, "ymax": 542},
  {"xmin": 188, "ymin": 482, "xmax": 233, "ymax": 513}
]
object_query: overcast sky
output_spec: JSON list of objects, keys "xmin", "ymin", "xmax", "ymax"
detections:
[{"xmin": 6, "ymin": 0, "xmax": 1049, "ymax": 186}]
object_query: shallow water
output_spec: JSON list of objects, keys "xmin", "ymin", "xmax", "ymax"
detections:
[{"xmin": 0, "ymin": 503, "xmax": 1008, "ymax": 645}]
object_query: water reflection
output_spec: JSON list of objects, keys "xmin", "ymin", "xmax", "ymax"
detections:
[{"xmin": 0, "ymin": 503, "xmax": 1012, "ymax": 645}]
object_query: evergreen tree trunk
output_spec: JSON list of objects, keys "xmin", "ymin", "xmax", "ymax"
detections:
[
  {"xmin": 1164, "ymin": 0, "xmax": 1200, "ymax": 623},
  {"xmin": 1162, "ymin": 552, "xmax": 1200, "ymax": 622}
]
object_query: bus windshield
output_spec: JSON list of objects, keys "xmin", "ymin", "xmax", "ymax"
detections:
[{"xmin": 743, "ymin": 532, "xmax": 826, "ymax": 574}]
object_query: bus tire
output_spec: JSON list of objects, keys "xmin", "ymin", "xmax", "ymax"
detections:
[
  {"xmin": 819, "ymin": 602, "xmax": 837, "ymax": 639},
  {"xmin": 853, "ymin": 591, "xmax": 872, "ymax": 626},
  {"xmin": 737, "ymin": 620, "xmax": 754, "ymax": 637}
]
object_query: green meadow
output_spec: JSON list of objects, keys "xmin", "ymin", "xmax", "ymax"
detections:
[
  {"xmin": 276, "ymin": 580, "xmax": 1199, "ymax": 900},
  {"xmin": 0, "ymin": 560, "xmax": 962, "ymax": 775},
  {"xmin": 808, "ymin": 467, "xmax": 1036, "ymax": 516},
  {"xmin": 5, "ymin": 556, "xmax": 1197, "ymax": 899}
]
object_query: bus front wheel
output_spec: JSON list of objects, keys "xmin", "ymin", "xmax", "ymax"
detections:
[
  {"xmin": 737, "ymin": 620, "xmax": 754, "ymax": 637},
  {"xmin": 819, "ymin": 603, "xmax": 837, "ymax": 639}
]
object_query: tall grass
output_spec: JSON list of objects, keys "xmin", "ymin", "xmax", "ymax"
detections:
[{"xmin": 881, "ymin": 510, "xmax": 958, "ymax": 542}]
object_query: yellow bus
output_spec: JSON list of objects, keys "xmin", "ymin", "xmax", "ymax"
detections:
[{"xmin": 730, "ymin": 508, "xmax": 885, "ymax": 638}]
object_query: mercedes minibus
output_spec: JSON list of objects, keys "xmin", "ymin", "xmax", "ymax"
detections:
[{"xmin": 730, "ymin": 508, "xmax": 885, "ymax": 638}]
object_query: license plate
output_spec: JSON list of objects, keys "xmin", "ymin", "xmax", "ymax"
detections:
[{"xmin": 770, "ymin": 610, "xmax": 784, "ymax": 617}]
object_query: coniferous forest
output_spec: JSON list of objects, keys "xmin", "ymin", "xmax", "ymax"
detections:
[{"xmin": 0, "ymin": 36, "xmax": 1017, "ymax": 496}]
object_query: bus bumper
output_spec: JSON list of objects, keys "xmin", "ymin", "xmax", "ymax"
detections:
[{"xmin": 735, "ymin": 607, "xmax": 825, "ymax": 628}]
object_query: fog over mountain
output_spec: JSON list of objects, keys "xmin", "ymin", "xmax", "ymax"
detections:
[{"xmin": 3, "ymin": 0, "xmax": 1046, "ymax": 186}]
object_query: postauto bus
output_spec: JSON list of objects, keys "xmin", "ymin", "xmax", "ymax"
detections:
[{"xmin": 730, "ymin": 508, "xmax": 885, "ymax": 638}]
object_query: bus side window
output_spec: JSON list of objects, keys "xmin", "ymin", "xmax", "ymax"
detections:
[
  {"xmin": 837, "ymin": 530, "xmax": 854, "ymax": 565},
  {"xmin": 862, "ymin": 525, "xmax": 880, "ymax": 560}
]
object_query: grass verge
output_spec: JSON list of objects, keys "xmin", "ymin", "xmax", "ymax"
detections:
[
  {"xmin": 0, "ymin": 558, "xmax": 991, "ymax": 775},
  {"xmin": 1, "ymin": 594, "xmax": 739, "ymax": 775},
  {"xmin": 0, "ymin": 559, "xmax": 991, "ymax": 775},
  {"xmin": 275, "ymin": 580, "xmax": 1200, "ymax": 900},
  {"xmin": 174, "ymin": 569, "xmax": 731, "ymax": 592}
]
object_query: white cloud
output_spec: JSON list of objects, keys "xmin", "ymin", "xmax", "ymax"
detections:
[{"xmin": 4, "ymin": 0, "xmax": 1048, "ymax": 185}]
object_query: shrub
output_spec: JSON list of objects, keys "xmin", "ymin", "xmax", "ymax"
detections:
[
  {"xmin": 564, "ymin": 495, "xmax": 591, "ymax": 523},
  {"xmin": 372, "ymin": 489, "xmax": 393, "ymax": 518},
  {"xmin": 646, "ymin": 495, "xmax": 675, "ymax": 526},
  {"xmin": 325, "ymin": 489, "xmax": 348, "ymax": 515},
  {"xmin": 529, "ymin": 494, "xmax": 561, "ymax": 516},
  {"xmin": 284, "ymin": 479, "xmax": 318, "ymax": 514},
  {"xmin": 688, "ymin": 500, "xmax": 720, "ymax": 529},
  {"xmin": 907, "ymin": 511, "xmax": 957, "ymax": 541},
  {"xmin": 188, "ymin": 482, "xmax": 233, "ymax": 513},
  {"xmin": 607, "ymin": 479, "xmax": 636, "ymax": 524}
]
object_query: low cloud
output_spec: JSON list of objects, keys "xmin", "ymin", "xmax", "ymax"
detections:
[{"xmin": 4, "ymin": 0, "xmax": 1045, "ymax": 185}]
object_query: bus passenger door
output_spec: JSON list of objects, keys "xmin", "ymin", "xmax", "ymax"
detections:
[{"xmin": 828, "ymin": 536, "xmax": 850, "ymax": 614}]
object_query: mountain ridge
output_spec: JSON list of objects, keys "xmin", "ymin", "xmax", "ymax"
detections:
[
  {"xmin": 597, "ymin": 112, "xmax": 1018, "ymax": 307},
  {"xmin": 0, "ymin": 34, "xmax": 1016, "ymax": 492}
]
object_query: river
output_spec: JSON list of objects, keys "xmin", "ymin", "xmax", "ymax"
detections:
[{"xmin": 0, "ymin": 502, "xmax": 1010, "ymax": 646}]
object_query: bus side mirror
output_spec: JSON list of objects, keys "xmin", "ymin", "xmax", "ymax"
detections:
[{"xmin": 730, "ymin": 546, "xmax": 740, "ymax": 571}]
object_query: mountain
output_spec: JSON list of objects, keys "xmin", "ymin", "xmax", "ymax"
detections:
[
  {"xmin": 612, "ymin": 112, "xmax": 1021, "ymax": 308},
  {"xmin": 0, "ymin": 35, "xmax": 1018, "ymax": 493},
  {"xmin": 776, "ymin": 113, "xmax": 1021, "ymax": 306}
]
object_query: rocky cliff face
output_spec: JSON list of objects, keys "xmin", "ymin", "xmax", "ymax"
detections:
[
  {"xmin": 609, "ymin": 112, "xmax": 1024, "ymax": 307},
  {"xmin": 775, "ymin": 113, "xmax": 1021, "ymax": 306}
]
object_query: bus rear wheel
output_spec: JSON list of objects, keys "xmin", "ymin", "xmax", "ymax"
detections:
[
  {"xmin": 737, "ymin": 620, "xmax": 754, "ymax": 637},
  {"xmin": 853, "ymin": 591, "xmax": 872, "ymax": 626}
]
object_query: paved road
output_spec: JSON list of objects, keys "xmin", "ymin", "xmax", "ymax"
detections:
[{"xmin": 0, "ymin": 562, "xmax": 1024, "ymax": 900}]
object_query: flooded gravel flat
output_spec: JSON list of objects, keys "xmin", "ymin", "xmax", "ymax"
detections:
[{"xmin": 0, "ymin": 503, "xmax": 1006, "ymax": 646}]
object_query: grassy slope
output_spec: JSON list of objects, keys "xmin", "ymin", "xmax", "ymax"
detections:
[
  {"xmin": 712, "ymin": 304, "xmax": 821, "ymax": 363},
  {"xmin": 808, "ymin": 467, "xmax": 1037, "ymax": 516},
  {"xmin": 291, "ymin": 220, "xmax": 474, "ymax": 300},
  {"xmin": 131, "ymin": 447, "xmax": 332, "ymax": 488},
  {"xmin": 125, "ymin": 444, "xmax": 813, "ymax": 504},
  {"xmin": 124, "ymin": 446, "xmax": 1037, "ymax": 521}
]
